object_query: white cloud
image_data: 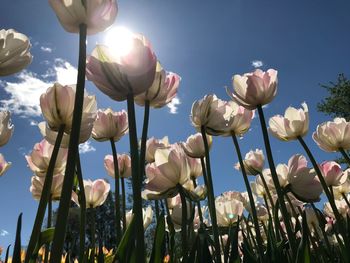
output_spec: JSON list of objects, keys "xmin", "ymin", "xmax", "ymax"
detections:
[
  {"xmin": 0, "ymin": 59, "xmax": 77, "ymax": 117},
  {"xmin": 29, "ymin": 120, "xmax": 38, "ymax": 126},
  {"xmin": 251, "ymin": 60, "xmax": 263, "ymax": 68},
  {"xmin": 167, "ymin": 96, "xmax": 181, "ymax": 114},
  {"xmin": 40, "ymin": 46, "xmax": 53, "ymax": 53},
  {"xmin": 0, "ymin": 229, "xmax": 9, "ymax": 236},
  {"xmin": 79, "ymin": 141, "xmax": 96, "ymax": 154}
]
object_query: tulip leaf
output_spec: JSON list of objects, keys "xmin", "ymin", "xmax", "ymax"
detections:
[
  {"xmin": 114, "ymin": 215, "xmax": 136, "ymax": 262},
  {"xmin": 296, "ymin": 211, "xmax": 311, "ymax": 263},
  {"xmin": 149, "ymin": 212, "xmax": 166, "ymax": 263},
  {"xmin": 4, "ymin": 244, "xmax": 11, "ymax": 263},
  {"xmin": 29, "ymin": 227, "xmax": 55, "ymax": 263},
  {"xmin": 228, "ymin": 221, "xmax": 240, "ymax": 263},
  {"xmin": 197, "ymin": 226, "xmax": 213, "ymax": 263},
  {"xmin": 12, "ymin": 213, "xmax": 22, "ymax": 263}
]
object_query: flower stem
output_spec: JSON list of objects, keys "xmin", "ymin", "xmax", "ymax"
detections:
[
  {"xmin": 165, "ymin": 201, "xmax": 175, "ymax": 263},
  {"xmin": 257, "ymin": 105, "xmax": 297, "ymax": 256},
  {"xmin": 110, "ymin": 138, "xmax": 121, "ymax": 247},
  {"xmin": 231, "ymin": 134, "xmax": 264, "ymax": 262},
  {"xmin": 121, "ymin": 177, "xmax": 127, "ymax": 232},
  {"xmin": 90, "ymin": 207, "xmax": 96, "ymax": 261},
  {"xmin": 339, "ymin": 148, "xmax": 350, "ymax": 165},
  {"xmin": 297, "ymin": 135, "xmax": 349, "ymax": 247},
  {"xmin": 50, "ymin": 23, "xmax": 87, "ymax": 263},
  {"xmin": 192, "ymin": 178, "xmax": 203, "ymax": 223},
  {"xmin": 258, "ymin": 172, "xmax": 275, "ymax": 211},
  {"xmin": 139, "ymin": 100, "xmax": 150, "ymax": 181},
  {"xmin": 200, "ymin": 126, "xmax": 222, "ymax": 263},
  {"xmin": 44, "ymin": 196, "xmax": 52, "ymax": 263},
  {"xmin": 178, "ymin": 185, "xmax": 188, "ymax": 258},
  {"xmin": 76, "ymin": 154, "xmax": 86, "ymax": 262},
  {"xmin": 25, "ymin": 124, "xmax": 65, "ymax": 263},
  {"xmin": 126, "ymin": 93, "xmax": 145, "ymax": 262}
]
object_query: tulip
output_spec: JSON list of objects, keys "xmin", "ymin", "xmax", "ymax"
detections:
[
  {"xmin": 235, "ymin": 149, "xmax": 265, "ymax": 176},
  {"xmin": 92, "ymin": 108, "xmax": 128, "ymax": 142},
  {"xmin": 104, "ymin": 153, "xmax": 131, "ymax": 178},
  {"xmin": 168, "ymin": 200, "xmax": 192, "ymax": 232},
  {"xmin": 135, "ymin": 61, "xmax": 181, "ymax": 108},
  {"xmin": 333, "ymin": 169, "xmax": 350, "ymax": 199},
  {"xmin": 0, "ymin": 29, "xmax": 32, "ymax": 76},
  {"xmin": 30, "ymin": 174, "xmax": 64, "ymax": 201},
  {"xmin": 0, "ymin": 111, "xmax": 14, "ymax": 147},
  {"xmin": 319, "ymin": 161, "xmax": 346, "ymax": 187},
  {"xmin": 286, "ymin": 154, "xmax": 323, "ymax": 202},
  {"xmin": 0, "ymin": 154, "xmax": 11, "ymax": 176},
  {"xmin": 187, "ymin": 157, "xmax": 202, "ymax": 179},
  {"xmin": 215, "ymin": 196, "xmax": 244, "ymax": 226},
  {"xmin": 144, "ymin": 145, "xmax": 190, "ymax": 199},
  {"xmin": 125, "ymin": 206, "xmax": 153, "ymax": 230},
  {"xmin": 227, "ymin": 69, "xmax": 278, "ymax": 110},
  {"xmin": 145, "ymin": 136, "xmax": 169, "ymax": 163},
  {"xmin": 324, "ymin": 199, "xmax": 349, "ymax": 218},
  {"xmin": 86, "ymin": 35, "xmax": 157, "ymax": 101},
  {"xmin": 269, "ymin": 102, "xmax": 309, "ymax": 141},
  {"xmin": 48, "ymin": 0, "xmax": 117, "ymax": 35},
  {"xmin": 223, "ymin": 101, "xmax": 255, "ymax": 136},
  {"xmin": 181, "ymin": 133, "xmax": 212, "ymax": 158},
  {"xmin": 262, "ymin": 165, "xmax": 289, "ymax": 190},
  {"xmin": 312, "ymin": 118, "xmax": 350, "ymax": 152},
  {"xmin": 72, "ymin": 179, "xmax": 110, "ymax": 208},
  {"xmin": 25, "ymin": 139, "xmax": 67, "ymax": 177},
  {"xmin": 40, "ymin": 83, "xmax": 97, "ymax": 133}
]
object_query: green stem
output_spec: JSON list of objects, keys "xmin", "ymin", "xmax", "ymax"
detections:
[
  {"xmin": 126, "ymin": 93, "xmax": 145, "ymax": 262},
  {"xmin": 25, "ymin": 124, "xmax": 65, "ymax": 263},
  {"xmin": 192, "ymin": 178, "xmax": 203, "ymax": 223},
  {"xmin": 139, "ymin": 100, "xmax": 150, "ymax": 182},
  {"xmin": 339, "ymin": 148, "xmax": 350, "ymax": 165},
  {"xmin": 165, "ymin": 201, "xmax": 175, "ymax": 263},
  {"xmin": 178, "ymin": 185, "xmax": 188, "ymax": 258},
  {"xmin": 44, "ymin": 196, "xmax": 52, "ymax": 263},
  {"xmin": 50, "ymin": 23, "xmax": 87, "ymax": 263},
  {"xmin": 257, "ymin": 105, "xmax": 297, "ymax": 256},
  {"xmin": 90, "ymin": 207, "xmax": 96, "ymax": 261},
  {"xmin": 200, "ymin": 126, "xmax": 222, "ymax": 263},
  {"xmin": 110, "ymin": 139, "xmax": 121, "ymax": 247},
  {"xmin": 121, "ymin": 177, "xmax": 127, "ymax": 232},
  {"xmin": 231, "ymin": 134, "xmax": 264, "ymax": 262},
  {"xmin": 297, "ymin": 136, "xmax": 348, "ymax": 247},
  {"xmin": 258, "ymin": 172, "xmax": 275, "ymax": 211},
  {"xmin": 76, "ymin": 154, "xmax": 86, "ymax": 263}
]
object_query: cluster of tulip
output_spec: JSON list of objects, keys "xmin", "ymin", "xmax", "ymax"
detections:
[{"xmin": 1, "ymin": 0, "xmax": 350, "ymax": 262}]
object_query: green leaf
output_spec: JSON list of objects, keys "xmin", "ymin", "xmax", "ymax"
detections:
[
  {"xmin": 295, "ymin": 211, "xmax": 311, "ymax": 263},
  {"xmin": 12, "ymin": 213, "xmax": 22, "ymax": 263},
  {"xmin": 4, "ymin": 244, "xmax": 11, "ymax": 263},
  {"xmin": 29, "ymin": 227, "xmax": 55, "ymax": 263},
  {"xmin": 114, "ymin": 215, "xmax": 136, "ymax": 262},
  {"xmin": 149, "ymin": 213, "xmax": 166, "ymax": 263}
]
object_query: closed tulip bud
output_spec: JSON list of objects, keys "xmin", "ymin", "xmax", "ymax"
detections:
[
  {"xmin": 235, "ymin": 149, "xmax": 265, "ymax": 175},
  {"xmin": 40, "ymin": 83, "xmax": 97, "ymax": 133},
  {"xmin": 287, "ymin": 154, "xmax": 322, "ymax": 202},
  {"xmin": 227, "ymin": 69, "xmax": 278, "ymax": 110},
  {"xmin": 25, "ymin": 139, "xmax": 67, "ymax": 177},
  {"xmin": 0, "ymin": 29, "xmax": 32, "ymax": 76},
  {"xmin": 86, "ymin": 34, "xmax": 157, "ymax": 101},
  {"xmin": 92, "ymin": 108, "xmax": 128, "ymax": 142},
  {"xmin": 269, "ymin": 103, "xmax": 309, "ymax": 141},
  {"xmin": 125, "ymin": 206, "xmax": 153, "ymax": 230},
  {"xmin": 49, "ymin": 0, "xmax": 117, "ymax": 35},
  {"xmin": 135, "ymin": 61, "xmax": 181, "ymax": 108},
  {"xmin": 30, "ymin": 174, "xmax": 64, "ymax": 201},
  {"xmin": 72, "ymin": 179, "xmax": 110, "ymax": 208},
  {"xmin": 187, "ymin": 157, "xmax": 202, "ymax": 179},
  {"xmin": 319, "ymin": 161, "xmax": 346, "ymax": 187},
  {"xmin": 313, "ymin": 118, "xmax": 350, "ymax": 152},
  {"xmin": 104, "ymin": 153, "xmax": 131, "ymax": 178},
  {"xmin": 145, "ymin": 136, "xmax": 169, "ymax": 163},
  {"xmin": 0, "ymin": 111, "xmax": 14, "ymax": 147},
  {"xmin": 181, "ymin": 133, "xmax": 212, "ymax": 158},
  {"xmin": 144, "ymin": 145, "xmax": 190, "ymax": 199},
  {"xmin": 0, "ymin": 154, "xmax": 11, "ymax": 176}
]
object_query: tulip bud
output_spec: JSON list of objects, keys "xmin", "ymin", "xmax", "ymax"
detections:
[
  {"xmin": 333, "ymin": 169, "xmax": 350, "ymax": 199},
  {"xmin": 215, "ymin": 196, "xmax": 244, "ymax": 226},
  {"xmin": 145, "ymin": 136, "xmax": 169, "ymax": 163},
  {"xmin": 104, "ymin": 153, "xmax": 131, "ymax": 178},
  {"xmin": 0, "ymin": 111, "xmax": 14, "ymax": 147},
  {"xmin": 125, "ymin": 206, "xmax": 153, "ymax": 230},
  {"xmin": 0, "ymin": 29, "xmax": 32, "ymax": 76},
  {"xmin": 30, "ymin": 174, "xmax": 64, "ymax": 201},
  {"xmin": 182, "ymin": 133, "xmax": 212, "ymax": 158},
  {"xmin": 72, "ymin": 179, "xmax": 110, "ymax": 208},
  {"xmin": 319, "ymin": 161, "xmax": 346, "ymax": 187},
  {"xmin": 227, "ymin": 69, "xmax": 278, "ymax": 110},
  {"xmin": 92, "ymin": 109, "xmax": 128, "ymax": 142},
  {"xmin": 235, "ymin": 149, "xmax": 265, "ymax": 175},
  {"xmin": 49, "ymin": 0, "xmax": 117, "ymax": 35},
  {"xmin": 187, "ymin": 157, "xmax": 202, "ymax": 179}
]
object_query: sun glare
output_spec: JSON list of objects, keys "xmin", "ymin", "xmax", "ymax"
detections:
[{"xmin": 104, "ymin": 26, "xmax": 134, "ymax": 57}]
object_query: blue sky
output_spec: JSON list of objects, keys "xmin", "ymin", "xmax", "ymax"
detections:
[{"xmin": 0, "ymin": 0, "xmax": 349, "ymax": 249}]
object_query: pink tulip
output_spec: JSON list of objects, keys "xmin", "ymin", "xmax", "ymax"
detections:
[
  {"xmin": 235, "ymin": 149, "xmax": 265, "ymax": 175},
  {"xmin": 30, "ymin": 174, "xmax": 64, "ymax": 201},
  {"xmin": 333, "ymin": 169, "xmax": 350, "ymax": 199},
  {"xmin": 227, "ymin": 69, "xmax": 278, "ymax": 110},
  {"xmin": 319, "ymin": 161, "xmax": 346, "ymax": 187},
  {"xmin": 187, "ymin": 157, "xmax": 202, "ymax": 179},
  {"xmin": 0, "ymin": 154, "xmax": 11, "ymax": 177},
  {"xmin": 125, "ymin": 206, "xmax": 153, "ymax": 230},
  {"xmin": 0, "ymin": 111, "xmax": 14, "ymax": 147},
  {"xmin": 145, "ymin": 136, "xmax": 169, "ymax": 163},
  {"xmin": 92, "ymin": 108, "xmax": 128, "ymax": 142},
  {"xmin": 0, "ymin": 29, "xmax": 32, "ymax": 76},
  {"xmin": 40, "ymin": 83, "xmax": 97, "ymax": 133},
  {"xmin": 224, "ymin": 101, "xmax": 254, "ymax": 136},
  {"xmin": 269, "ymin": 102, "xmax": 309, "ymax": 141},
  {"xmin": 181, "ymin": 133, "xmax": 212, "ymax": 158},
  {"xmin": 313, "ymin": 118, "xmax": 350, "ymax": 152},
  {"xmin": 135, "ymin": 61, "xmax": 181, "ymax": 108},
  {"xmin": 324, "ymin": 199, "xmax": 349, "ymax": 218},
  {"xmin": 86, "ymin": 35, "xmax": 157, "ymax": 101},
  {"xmin": 49, "ymin": 0, "xmax": 117, "ymax": 35},
  {"xmin": 72, "ymin": 179, "xmax": 110, "ymax": 208},
  {"xmin": 215, "ymin": 194, "xmax": 244, "ymax": 226},
  {"xmin": 104, "ymin": 153, "xmax": 131, "ymax": 178},
  {"xmin": 25, "ymin": 139, "xmax": 67, "ymax": 177}
]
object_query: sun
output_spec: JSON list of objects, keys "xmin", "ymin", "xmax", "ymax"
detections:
[{"xmin": 104, "ymin": 26, "xmax": 134, "ymax": 57}]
